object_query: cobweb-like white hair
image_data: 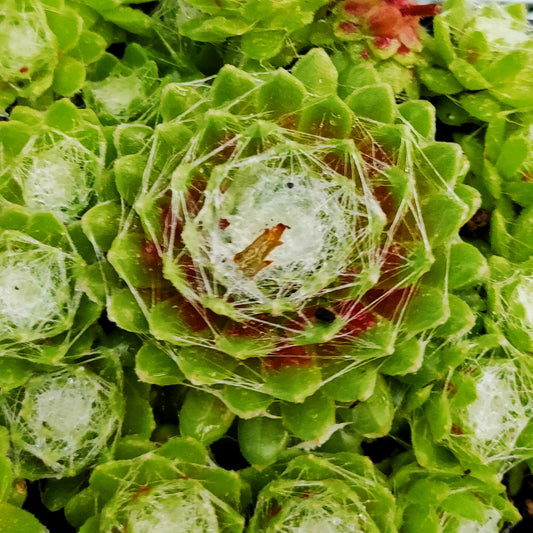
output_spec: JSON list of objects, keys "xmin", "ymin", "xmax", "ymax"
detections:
[
  {"xmin": 11, "ymin": 132, "xmax": 102, "ymax": 223},
  {"xmin": 1, "ymin": 365, "xmax": 122, "ymax": 479},
  {"xmin": 0, "ymin": 231, "xmax": 81, "ymax": 342}
]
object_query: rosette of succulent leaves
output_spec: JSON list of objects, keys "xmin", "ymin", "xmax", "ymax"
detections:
[
  {"xmin": 0, "ymin": 125, "xmax": 161, "ymax": 527},
  {"xmin": 244, "ymin": 452, "xmax": 397, "ymax": 533},
  {"xmin": 0, "ymin": 0, "xmax": 155, "ymax": 112},
  {"xmin": 0, "ymin": 356, "xmax": 123, "ymax": 482},
  {"xmin": 0, "ymin": 100, "xmax": 106, "ymax": 225},
  {"xmin": 417, "ymin": 0, "xmax": 533, "ymax": 260},
  {"xmin": 422, "ymin": 0, "xmax": 532, "ymax": 113},
  {"xmin": 400, "ymin": 339, "xmax": 533, "ymax": 482},
  {"xmin": 64, "ymin": 437, "xmax": 248, "ymax": 533},
  {"xmin": 0, "ymin": 192, "xmax": 100, "ymax": 360},
  {"xmin": 0, "ymin": 334, "xmax": 128, "ymax": 532},
  {"xmin": 82, "ymin": 43, "xmax": 177, "ymax": 127},
  {"xmin": 86, "ymin": 46, "xmax": 488, "ymax": 460},
  {"xmin": 392, "ymin": 452, "xmax": 521, "ymax": 533},
  {"xmin": 155, "ymin": 0, "xmax": 330, "ymax": 64}
]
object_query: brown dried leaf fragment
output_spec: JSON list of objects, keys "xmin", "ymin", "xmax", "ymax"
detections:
[{"xmin": 234, "ymin": 223, "xmax": 289, "ymax": 277}]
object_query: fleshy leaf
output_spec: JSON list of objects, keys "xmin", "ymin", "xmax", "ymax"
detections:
[
  {"xmin": 280, "ymin": 391, "xmax": 335, "ymax": 441},
  {"xmin": 238, "ymin": 418, "xmax": 289, "ymax": 466},
  {"xmin": 135, "ymin": 343, "xmax": 184, "ymax": 386},
  {"xmin": 179, "ymin": 389, "xmax": 235, "ymax": 445}
]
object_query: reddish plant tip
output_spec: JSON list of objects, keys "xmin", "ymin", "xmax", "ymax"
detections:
[
  {"xmin": 374, "ymin": 35, "xmax": 394, "ymax": 49},
  {"xmin": 19, "ymin": 66, "xmax": 29, "ymax": 73},
  {"xmin": 216, "ymin": 134, "xmax": 237, "ymax": 161},
  {"xmin": 267, "ymin": 504, "xmax": 282, "ymax": 519},
  {"xmin": 451, "ymin": 423, "xmax": 463, "ymax": 436},
  {"xmin": 131, "ymin": 486, "xmax": 152, "ymax": 502},
  {"xmin": 218, "ymin": 218, "xmax": 230, "ymax": 230},
  {"xmin": 343, "ymin": 0, "xmax": 438, "ymax": 55},
  {"xmin": 397, "ymin": 43, "xmax": 411, "ymax": 55},
  {"xmin": 339, "ymin": 21, "xmax": 359, "ymax": 34},
  {"xmin": 264, "ymin": 345, "xmax": 311, "ymax": 371},
  {"xmin": 360, "ymin": 48, "xmax": 371, "ymax": 60},
  {"xmin": 399, "ymin": 3, "xmax": 441, "ymax": 17},
  {"xmin": 140, "ymin": 239, "xmax": 163, "ymax": 272},
  {"xmin": 339, "ymin": 302, "xmax": 376, "ymax": 336},
  {"xmin": 344, "ymin": 1, "xmax": 370, "ymax": 16},
  {"xmin": 186, "ymin": 177, "xmax": 207, "ymax": 216},
  {"xmin": 180, "ymin": 298, "xmax": 214, "ymax": 332},
  {"xmin": 445, "ymin": 382, "xmax": 458, "ymax": 396},
  {"xmin": 142, "ymin": 240, "xmax": 158, "ymax": 257}
]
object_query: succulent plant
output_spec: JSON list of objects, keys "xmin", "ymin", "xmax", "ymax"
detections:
[
  {"xmin": 0, "ymin": 215, "xmax": 86, "ymax": 344},
  {"xmin": 65, "ymin": 437, "xmax": 248, "ymax": 532},
  {"xmin": 245, "ymin": 452, "xmax": 398, "ymax": 532},
  {"xmin": 406, "ymin": 348, "xmax": 533, "ymax": 479},
  {"xmin": 393, "ymin": 454, "xmax": 521, "ymax": 533},
  {"xmin": 83, "ymin": 43, "xmax": 174, "ymax": 126},
  {"xmin": 156, "ymin": 0, "xmax": 329, "ymax": 62},
  {"xmin": 0, "ymin": 0, "xmax": 130, "ymax": 111},
  {"xmin": 418, "ymin": 0, "xmax": 533, "ymax": 250},
  {"xmin": 70, "ymin": 0, "xmax": 156, "ymax": 38},
  {"xmin": 0, "ymin": 100, "xmax": 106, "ymax": 224},
  {"xmin": 0, "ymin": 1, "xmax": 532, "ymax": 530},
  {"xmin": 0, "ymin": 362, "xmax": 123, "ymax": 480},
  {"xmin": 332, "ymin": 0, "xmax": 441, "ymax": 58},
  {"xmin": 422, "ymin": 0, "xmax": 532, "ymax": 108},
  {"xmin": 84, "ymin": 47, "xmax": 485, "ymax": 455},
  {"xmin": 486, "ymin": 256, "xmax": 533, "ymax": 352}
]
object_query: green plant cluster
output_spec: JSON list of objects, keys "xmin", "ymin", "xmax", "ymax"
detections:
[{"xmin": 0, "ymin": 0, "xmax": 532, "ymax": 531}]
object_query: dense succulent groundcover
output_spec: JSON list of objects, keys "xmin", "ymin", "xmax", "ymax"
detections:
[{"xmin": 0, "ymin": 0, "xmax": 532, "ymax": 531}]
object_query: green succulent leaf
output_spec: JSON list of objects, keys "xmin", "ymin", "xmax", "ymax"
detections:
[
  {"xmin": 281, "ymin": 391, "xmax": 336, "ymax": 441},
  {"xmin": 135, "ymin": 344, "xmax": 184, "ymax": 386},
  {"xmin": 238, "ymin": 417, "xmax": 289, "ymax": 466},
  {"xmin": 179, "ymin": 389, "xmax": 235, "ymax": 445},
  {"xmin": 0, "ymin": 503, "xmax": 47, "ymax": 533}
]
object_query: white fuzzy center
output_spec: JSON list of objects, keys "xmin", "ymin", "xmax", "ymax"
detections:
[
  {"xmin": 8, "ymin": 369, "xmax": 120, "ymax": 477},
  {"xmin": 515, "ymin": 277, "xmax": 533, "ymax": 329},
  {"xmin": 187, "ymin": 165, "xmax": 365, "ymax": 307},
  {"xmin": 0, "ymin": 249, "xmax": 70, "ymax": 340},
  {"xmin": 456, "ymin": 509, "xmax": 501, "ymax": 533},
  {"xmin": 126, "ymin": 485, "xmax": 220, "ymax": 533},
  {"xmin": 465, "ymin": 362, "xmax": 530, "ymax": 462},
  {"xmin": 15, "ymin": 140, "xmax": 95, "ymax": 222},
  {"xmin": 9, "ymin": 22, "xmax": 45, "ymax": 59},
  {"xmin": 89, "ymin": 75, "xmax": 144, "ymax": 116}
]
